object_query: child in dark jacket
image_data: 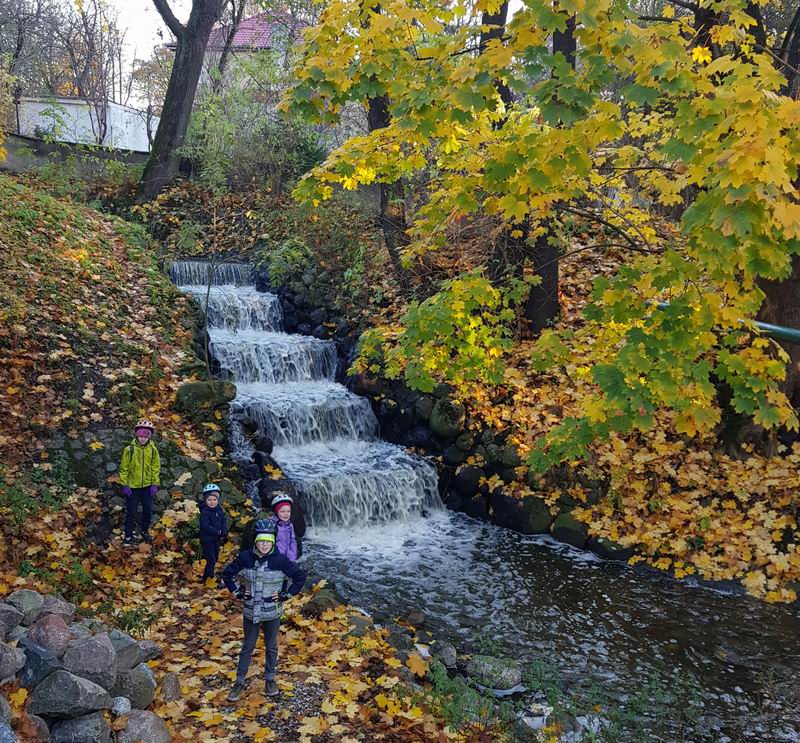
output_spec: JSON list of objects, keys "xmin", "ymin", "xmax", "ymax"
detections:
[
  {"xmin": 222, "ymin": 521, "xmax": 306, "ymax": 700},
  {"xmin": 199, "ymin": 483, "xmax": 228, "ymax": 582}
]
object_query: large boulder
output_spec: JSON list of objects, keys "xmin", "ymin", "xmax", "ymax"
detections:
[
  {"xmin": 0, "ymin": 604, "xmax": 23, "ymax": 637},
  {"xmin": 490, "ymin": 490, "xmax": 552, "ymax": 535},
  {"xmin": 18, "ymin": 638, "xmax": 64, "ymax": 688},
  {"xmin": 0, "ymin": 643, "xmax": 24, "ymax": 681},
  {"xmin": 0, "ymin": 722, "xmax": 16, "ymax": 743},
  {"xmin": 112, "ymin": 663, "xmax": 156, "ymax": 709},
  {"xmin": 28, "ymin": 670, "xmax": 112, "ymax": 719},
  {"xmin": 452, "ymin": 466, "xmax": 483, "ymax": 498},
  {"xmin": 51, "ymin": 712, "xmax": 112, "ymax": 743},
  {"xmin": 39, "ymin": 596, "xmax": 76, "ymax": 624},
  {"xmin": 466, "ymin": 655, "xmax": 522, "ymax": 691},
  {"xmin": 0, "ymin": 694, "xmax": 10, "ymax": 724},
  {"xmin": 25, "ymin": 715, "xmax": 50, "ymax": 743},
  {"xmin": 175, "ymin": 381, "xmax": 236, "ymax": 422},
  {"xmin": 108, "ymin": 630, "xmax": 143, "ymax": 672},
  {"xmin": 137, "ymin": 641, "xmax": 162, "ymax": 663},
  {"xmin": 551, "ymin": 513, "xmax": 589, "ymax": 549},
  {"xmin": 64, "ymin": 633, "xmax": 117, "ymax": 690},
  {"xmin": 6, "ymin": 590, "xmax": 44, "ymax": 626},
  {"xmin": 116, "ymin": 710, "xmax": 169, "ymax": 743},
  {"xmin": 429, "ymin": 399, "xmax": 466, "ymax": 439},
  {"xmin": 586, "ymin": 536, "xmax": 635, "ymax": 562},
  {"xmin": 28, "ymin": 614, "xmax": 72, "ymax": 659}
]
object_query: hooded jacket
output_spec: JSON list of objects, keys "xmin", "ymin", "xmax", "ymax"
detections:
[
  {"xmin": 199, "ymin": 503, "xmax": 228, "ymax": 540},
  {"xmin": 270, "ymin": 517, "xmax": 298, "ymax": 562},
  {"xmin": 222, "ymin": 548, "xmax": 306, "ymax": 623},
  {"xmin": 119, "ymin": 439, "xmax": 161, "ymax": 489}
]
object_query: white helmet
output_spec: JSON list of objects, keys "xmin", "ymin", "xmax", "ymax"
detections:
[{"xmin": 271, "ymin": 493, "xmax": 294, "ymax": 509}]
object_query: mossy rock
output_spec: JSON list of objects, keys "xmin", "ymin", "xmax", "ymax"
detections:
[
  {"xmin": 551, "ymin": 513, "xmax": 589, "ymax": 549},
  {"xmin": 490, "ymin": 490, "xmax": 552, "ymax": 534},
  {"xmin": 175, "ymin": 381, "xmax": 236, "ymax": 422},
  {"xmin": 586, "ymin": 536, "xmax": 634, "ymax": 562},
  {"xmin": 429, "ymin": 399, "xmax": 466, "ymax": 439}
]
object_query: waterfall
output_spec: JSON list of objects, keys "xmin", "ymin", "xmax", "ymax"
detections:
[
  {"xmin": 173, "ymin": 261, "xmax": 441, "ymax": 527},
  {"xmin": 169, "ymin": 260, "xmax": 253, "ymax": 287}
]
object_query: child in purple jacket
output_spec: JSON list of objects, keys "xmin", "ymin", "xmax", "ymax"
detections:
[{"xmin": 269, "ymin": 494, "xmax": 299, "ymax": 562}]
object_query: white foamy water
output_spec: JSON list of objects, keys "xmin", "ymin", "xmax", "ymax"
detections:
[
  {"xmin": 182, "ymin": 286, "xmax": 283, "ymax": 332},
  {"xmin": 210, "ymin": 331, "xmax": 337, "ymax": 384},
  {"xmin": 173, "ymin": 260, "xmax": 440, "ymax": 527}
]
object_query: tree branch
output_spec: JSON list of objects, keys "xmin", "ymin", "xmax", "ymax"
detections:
[{"xmin": 152, "ymin": 0, "xmax": 185, "ymax": 39}]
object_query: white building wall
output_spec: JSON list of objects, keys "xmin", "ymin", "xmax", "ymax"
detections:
[{"xmin": 17, "ymin": 97, "xmax": 158, "ymax": 152}]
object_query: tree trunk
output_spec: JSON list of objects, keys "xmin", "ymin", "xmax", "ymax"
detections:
[
  {"xmin": 522, "ymin": 7, "xmax": 574, "ymax": 333},
  {"xmin": 137, "ymin": 0, "xmax": 224, "ymax": 202},
  {"xmin": 524, "ymin": 229, "xmax": 560, "ymax": 334},
  {"xmin": 757, "ymin": 254, "xmax": 800, "ymax": 408},
  {"xmin": 366, "ymin": 93, "xmax": 406, "ymax": 279}
]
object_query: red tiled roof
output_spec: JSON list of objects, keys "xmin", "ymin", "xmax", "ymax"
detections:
[{"xmin": 206, "ymin": 12, "xmax": 303, "ymax": 51}]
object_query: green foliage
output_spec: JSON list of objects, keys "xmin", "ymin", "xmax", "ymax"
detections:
[
  {"xmin": 175, "ymin": 514, "xmax": 202, "ymax": 562},
  {"xmin": 0, "ymin": 455, "xmax": 74, "ymax": 531},
  {"xmin": 288, "ymin": 0, "xmax": 800, "ymax": 468},
  {"xmin": 355, "ymin": 272, "xmax": 527, "ymax": 393},
  {"xmin": 113, "ymin": 605, "xmax": 162, "ymax": 638},
  {"xmin": 265, "ymin": 236, "xmax": 313, "ymax": 287}
]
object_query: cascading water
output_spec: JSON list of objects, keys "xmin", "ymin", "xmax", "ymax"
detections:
[
  {"xmin": 173, "ymin": 260, "xmax": 440, "ymax": 526},
  {"xmin": 173, "ymin": 260, "xmax": 800, "ymax": 740}
]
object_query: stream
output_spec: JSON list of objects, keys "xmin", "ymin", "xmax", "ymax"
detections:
[{"xmin": 173, "ymin": 261, "xmax": 800, "ymax": 741}]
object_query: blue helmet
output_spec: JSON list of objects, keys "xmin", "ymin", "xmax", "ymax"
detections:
[
  {"xmin": 203, "ymin": 483, "xmax": 221, "ymax": 496},
  {"xmin": 254, "ymin": 519, "xmax": 276, "ymax": 535}
]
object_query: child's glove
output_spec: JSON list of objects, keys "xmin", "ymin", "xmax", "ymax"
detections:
[
  {"xmin": 235, "ymin": 587, "xmax": 251, "ymax": 601},
  {"xmin": 122, "ymin": 486, "xmax": 132, "ymax": 497},
  {"xmin": 274, "ymin": 591, "xmax": 292, "ymax": 603},
  {"xmin": 149, "ymin": 485, "xmax": 158, "ymax": 497}
]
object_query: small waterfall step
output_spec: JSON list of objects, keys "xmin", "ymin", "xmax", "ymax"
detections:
[
  {"xmin": 235, "ymin": 381, "xmax": 378, "ymax": 446},
  {"xmin": 170, "ymin": 260, "xmax": 254, "ymax": 287},
  {"xmin": 209, "ymin": 331, "xmax": 337, "ymax": 384},
  {"xmin": 182, "ymin": 286, "xmax": 282, "ymax": 332},
  {"xmin": 273, "ymin": 439, "xmax": 440, "ymax": 524}
]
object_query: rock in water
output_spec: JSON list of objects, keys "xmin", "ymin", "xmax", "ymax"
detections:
[
  {"xmin": 551, "ymin": 513, "xmax": 589, "ymax": 549},
  {"xmin": 490, "ymin": 490, "xmax": 553, "ymax": 534},
  {"xmin": 466, "ymin": 655, "xmax": 523, "ymax": 690},
  {"xmin": 28, "ymin": 614, "xmax": 72, "ymax": 659},
  {"xmin": 18, "ymin": 638, "xmax": 64, "ymax": 689},
  {"xmin": 28, "ymin": 670, "xmax": 112, "ymax": 719},
  {"xmin": 116, "ymin": 710, "xmax": 170, "ymax": 743},
  {"xmin": 51, "ymin": 712, "xmax": 112, "ymax": 743},
  {"xmin": 6, "ymin": 590, "xmax": 44, "ymax": 626},
  {"xmin": 0, "ymin": 643, "xmax": 24, "ymax": 681},
  {"xmin": 108, "ymin": 630, "xmax": 143, "ymax": 672},
  {"xmin": 112, "ymin": 663, "xmax": 157, "ymax": 709},
  {"xmin": 63, "ymin": 633, "xmax": 117, "ymax": 690}
]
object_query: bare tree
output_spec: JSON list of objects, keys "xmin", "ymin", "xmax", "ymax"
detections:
[
  {"xmin": 137, "ymin": 0, "xmax": 226, "ymax": 201},
  {"xmin": 131, "ymin": 45, "xmax": 173, "ymax": 148}
]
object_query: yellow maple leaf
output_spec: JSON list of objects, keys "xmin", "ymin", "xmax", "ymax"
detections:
[
  {"xmin": 692, "ymin": 46, "xmax": 712, "ymax": 64},
  {"xmin": 8, "ymin": 687, "xmax": 27, "ymax": 709},
  {"xmin": 88, "ymin": 441, "xmax": 104, "ymax": 450},
  {"xmin": 406, "ymin": 652, "xmax": 429, "ymax": 677}
]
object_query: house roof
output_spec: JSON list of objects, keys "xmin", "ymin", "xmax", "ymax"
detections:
[{"xmin": 206, "ymin": 12, "xmax": 303, "ymax": 51}]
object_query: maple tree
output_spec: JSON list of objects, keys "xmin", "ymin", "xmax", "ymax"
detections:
[{"xmin": 285, "ymin": 0, "xmax": 800, "ymax": 470}]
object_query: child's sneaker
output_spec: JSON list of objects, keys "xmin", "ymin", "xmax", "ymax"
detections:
[
  {"xmin": 141, "ymin": 533, "xmax": 153, "ymax": 544},
  {"xmin": 265, "ymin": 680, "xmax": 279, "ymax": 697},
  {"xmin": 123, "ymin": 536, "xmax": 134, "ymax": 547},
  {"xmin": 227, "ymin": 681, "xmax": 246, "ymax": 702}
]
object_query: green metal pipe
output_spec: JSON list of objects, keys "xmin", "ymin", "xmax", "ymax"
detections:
[{"xmin": 655, "ymin": 302, "xmax": 800, "ymax": 345}]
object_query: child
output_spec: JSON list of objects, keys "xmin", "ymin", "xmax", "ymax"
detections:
[
  {"xmin": 221, "ymin": 521, "xmax": 306, "ymax": 701},
  {"xmin": 269, "ymin": 494, "xmax": 299, "ymax": 561},
  {"xmin": 118, "ymin": 419, "xmax": 161, "ymax": 547},
  {"xmin": 199, "ymin": 483, "xmax": 228, "ymax": 582}
]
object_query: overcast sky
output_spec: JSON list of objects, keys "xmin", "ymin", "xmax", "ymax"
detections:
[{"xmin": 109, "ymin": 0, "xmax": 193, "ymax": 65}]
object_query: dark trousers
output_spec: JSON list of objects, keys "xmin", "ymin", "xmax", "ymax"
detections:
[
  {"xmin": 200, "ymin": 536, "xmax": 220, "ymax": 579},
  {"xmin": 236, "ymin": 616, "xmax": 280, "ymax": 684},
  {"xmin": 124, "ymin": 487, "xmax": 153, "ymax": 539}
]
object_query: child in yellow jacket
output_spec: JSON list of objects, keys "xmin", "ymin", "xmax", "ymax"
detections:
[{"xmin": 119, "ymin": 419, "xmax": 161, "ymax": 546}]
